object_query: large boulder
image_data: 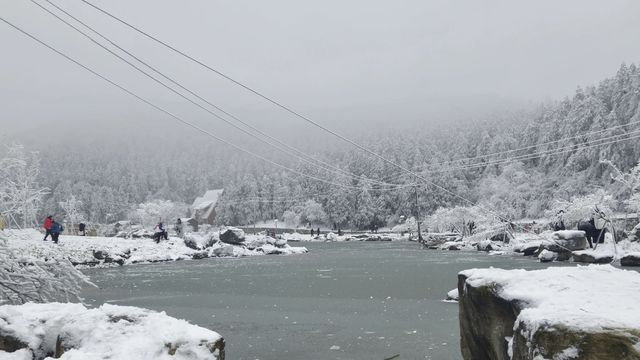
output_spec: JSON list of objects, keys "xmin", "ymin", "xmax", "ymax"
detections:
[
  {"xmin": 0, "ymin": 333, "xmax": 28, "ymax": 353},
  {"xmin": 489, "ymin": 232, "xmax": 512, "ymax": 243},
  {"xmin": 458, "ymin": 273, "xmax": 520, "ymax": 360},
  {"xmin": 458, "ymin": 266, "xmax": 640, "ymax": 360},
  {"xmin": 219, "ymin": 227, "xmax": 245, "ymax": 245},
  {"xmin": 538, "ymin": 249, "xmax": 556, "ymax": 262},
  {"xmin": 546, "ymin": 231, "xmax": 588, "ymax": 251},
  {"xmin": 423, "ymin": 233, "xmax": 460, "ymax": 249},
  {"xmin": 476, "ymin": 240, "xmax": 501, "ymax": 252}
]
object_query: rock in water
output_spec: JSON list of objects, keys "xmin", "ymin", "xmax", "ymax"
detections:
[
  {"xmin": 219, "ymin": 227, "xmax": 245, "ymax": 245},
  {"xmin": 446, "ymin": 288, "xmax": 459, "ymax": 301},
  {"xmin": 538, "ymin": 249, "xmax": 557, "ymax": 262},
  {"xmin": 621, "ymin": 253, "xmax": 640, "ymax": 267}
]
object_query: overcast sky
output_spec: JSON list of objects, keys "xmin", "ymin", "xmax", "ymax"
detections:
[{"xmin": 1, "ymin": 0, "xmax": 640, "ymax": 148}]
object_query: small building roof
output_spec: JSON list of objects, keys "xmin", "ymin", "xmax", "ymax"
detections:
[{"xmin": 191, "ymin": 189, "xmax": 224, "ymax": 210}]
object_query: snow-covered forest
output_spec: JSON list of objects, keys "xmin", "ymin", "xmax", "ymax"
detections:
[{"xmin": 16, "ymin": 63, "xmax": 640, "ymax": 229}]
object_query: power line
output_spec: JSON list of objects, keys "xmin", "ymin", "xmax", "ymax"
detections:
[
  {"xmin": 426, "ymin": 120, "xmax": 640, "ymax": 168},
  {"xmin": 77, "ymin": 0, "xmax": 615, "ymax": 241},
  {"xmin": 76, "ymin": 0, "xmax": 462, "ymax": 192},
  {"xmin": 44, "ymin": 0, "xmax": 402, "ymax": 189},
  {"xmin": 34, "ymin": 0, "xmax": 404, "ymax": 190},
  {"xmin": 0, "ymin": 16, "xmax": 364, "ymax": 192},
  {"xmin": 426, "ymin": 129, "xmax": 640, "ymax": 173}
]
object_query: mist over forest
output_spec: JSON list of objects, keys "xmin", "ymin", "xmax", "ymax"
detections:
[{"xmin": 5, "ymin": 62, "xmax": 636, "ymax": 230}]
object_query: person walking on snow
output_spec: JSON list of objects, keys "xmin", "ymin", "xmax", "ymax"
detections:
[
  {"xmin": 50, "ymin": 220, "xmax": 63, "ymax": 244},
  {"xmin": 43, "ymin": 215, "xmax": 53, "ymax": 241}
]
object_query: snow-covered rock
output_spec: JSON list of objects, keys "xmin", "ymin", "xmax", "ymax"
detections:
[
  {"xmin": 572, "ymin": 249, "xmax": 615, "ymax": 264},
  {"xmin": 422, "ymin": 232, "xmax": 460, "ymax": 249},
  {"xmin": 537, "ymin": 249, "xmax": 556, "ymax": 262},
  {"xmin": 183, "ymin": 232, "xmax": 217, "ymax": 250},
  {"xmin": 458, "ymin": 265, "xmax": 640, "ymax": 360},
  {"xmin": 446, "ymin": 288, "xmax": 459, "ymax": 301},
  {"xmin": 219, "ymin": 227, "xmax": 245, "ymax": 245},
  {"xmin": 0, "ymin": 303, "xmax": 224, "ymax": 360},
  {"xmin": 552, "ymin": 230, "xmax": 586, "ymax": 240},
  {"xmin": 476, "ymin": 240, "xmax": 501, "ymax": 252},
  {"xmin": 325, "ymin": 232, "xmax": 338, "ymax": 242}
]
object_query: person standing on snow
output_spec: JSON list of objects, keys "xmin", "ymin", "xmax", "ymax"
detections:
[
  {"xmin": 50, "ymin": 220, "xmax": 63, "ymax": 244},
  {"xmin": 43, "ymin": 215, "xmax": 53, "ymax": 241},
  {"xmin": 175, "ymin": 218, "xmax": 183, "ymax": 237}
]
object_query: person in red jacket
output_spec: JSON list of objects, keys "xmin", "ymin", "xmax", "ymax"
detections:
[{"xmin": 43, "ymin": 215, "xmax": 53, "ymax": 241}]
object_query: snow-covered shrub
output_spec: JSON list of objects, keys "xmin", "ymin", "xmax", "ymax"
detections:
[
  {"xmin": 283, "ymin": 210, "xmax": 301, "ymax": 227},
  {"xmin": 391, "ymin": 216, "xmax": 418, "ymax": 233},
  {"xmin": 128, "ymin": 200, "xmax": 188, "ymax": 228},
  {"xmin": 426, "ymin": 205, "xmax": 499, "ymax": 235},
  {"xmin": 546, "ymin": 190, "xmax": 616, "ymax": 226},
  {"xmin": 0, "ymin": 232, "xmax": 92, "ymax": 305},
  {"xmin": 0, "ymin": 144, "xmax": 49, "ymax": 229},
  {"xmin": 603, "ymin": 159, "xmax": 640, "ymax": 213},
  {"xmin": 59, "ymin": 194, "xmax": 86, "ymax": 233},
  {"xmin": 300, "ymin": 200, "xmax": 327, "ymax": 225}
]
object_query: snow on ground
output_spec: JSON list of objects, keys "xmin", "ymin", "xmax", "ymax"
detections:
[
  {"xmin": 0, "ymin": 302, "xmax": 224, "ymax": 360},
  {"xmin": 460, "ymin": 265, "xmax": 640, "ymax": 332},
  {"xmin": 1, "ymin": 228, "xmax": 307, "ymax": 268}
]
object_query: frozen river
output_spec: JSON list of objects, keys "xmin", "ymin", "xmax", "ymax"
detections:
[{"xmin": 82, "ymin": 241, "xmax": 561, "ymax": 360}]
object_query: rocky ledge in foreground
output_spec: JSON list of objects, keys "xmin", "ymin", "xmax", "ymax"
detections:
[
  {"xmin": 0, "ymin": 303, "xmax": 225, "ymax": 360},
  {"xmin": 458, "ymin": 265, "xmax": 640, "ymax": 360}
]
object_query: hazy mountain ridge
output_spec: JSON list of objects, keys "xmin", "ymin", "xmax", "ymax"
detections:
[{"xmin": 33, "ymin": 63, "xmax": 640, "ymax": 228}]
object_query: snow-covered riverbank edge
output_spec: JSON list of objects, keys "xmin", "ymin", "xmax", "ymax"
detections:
[
  {"xmin": 0, "ymin": 228, "xmax": 309, "ymax": 359},
  {"xmin": 422, "ymin": 229, "xmax": 640, "ymax": 266},
  {"xmin": 458, "ymin": 265, "xmax": 640, "ymax": 359},
  {"xmin": 2, "ymin": 228, "xmax": 308, "ymax": 269}
]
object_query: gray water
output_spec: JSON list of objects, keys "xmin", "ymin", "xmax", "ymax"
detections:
[{"xmin": 81, "ymin": 242, "xmax": 563, "ymax": 360}]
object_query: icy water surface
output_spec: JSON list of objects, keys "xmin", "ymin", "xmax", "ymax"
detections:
[{"xmin": 82, "ymin": 242, "xmax": 564, "ymax": 360}]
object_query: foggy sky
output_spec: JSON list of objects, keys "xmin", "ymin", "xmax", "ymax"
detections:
[{"xmin": 1, "ymin": 0, "xmax": 640, "ymax": 148}]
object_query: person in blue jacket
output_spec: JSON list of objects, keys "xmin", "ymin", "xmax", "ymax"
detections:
[{"xmin": 50, "ymin": 221, "xmax": 64, "ymax": 244}]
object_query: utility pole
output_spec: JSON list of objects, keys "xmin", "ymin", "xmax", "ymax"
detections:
[{"xmin": 414, "ymin": 185, "xmax": 423, "ymax": 242}]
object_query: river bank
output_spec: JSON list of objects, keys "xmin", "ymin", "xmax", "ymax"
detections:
[{"xmin": 1, "ymin": 228, "xmax": 308, "ymax": 268}]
